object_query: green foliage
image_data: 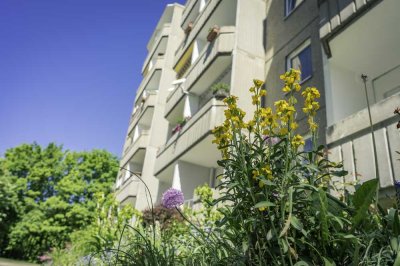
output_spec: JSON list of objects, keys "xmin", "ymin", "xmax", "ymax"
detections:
[
  {"xmin": 49, "ymin": 193, "xmax": 136, "ymax": 265},
  {"xmin": 0, "ymin": 143, "xmax": 119, "ymax": 262},
  {"xmin": 142, "ymin": 205, "xmax": 183, "ymax": 230},
  {"xmin": 211, "ymin": 82, "xmax": 230, "ymax": 94}
]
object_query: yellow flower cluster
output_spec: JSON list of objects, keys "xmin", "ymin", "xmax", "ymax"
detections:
[
  {"xmin": 256, "ymin": 107, "xmax": 278, "ymax": 135},
  {"xmin": 291, "ymin": 134, "xmax": 305, "ymax": 148},
  {"xmin": 280, "ymin": 69, "xmax": 301, "ymax": 93},
  {"xmin": 301, "ymin": 87, "xmax": 320, "ymax": 115},
  {"xmin": 274, "ymin": 100, "xmax": 295, "ymax": 124},
  {"xmin": 250, "ymin": 79, "xmax": 266, "ymax": 105},
  {"xmin": 252, "ymin": 165, "xmax": 273, "ymax": 188},
  {"xmin": 212, "ymin": 95, "xmax": 247, "ymax": 158},
  {"xmin": 301, "ymin": 87, "xmax": 320, "ymax": 132},
  {"xmin": 212, "ymin": 71, "xmax": 320, "ymax": 158}
]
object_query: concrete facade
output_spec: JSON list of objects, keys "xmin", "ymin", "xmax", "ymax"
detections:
[{"xmin": 116, "ymin": 0, "xmax": 400, "ymax": 210}]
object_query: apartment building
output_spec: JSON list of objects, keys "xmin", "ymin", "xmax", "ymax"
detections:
[{"xmin": 116, "ymin": 0, "xmax": 400, "ymax": 210}]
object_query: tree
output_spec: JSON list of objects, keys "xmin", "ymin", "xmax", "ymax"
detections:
[{"xmin": 0, "ymin": 143, "xmax": 119, "ymax": 261}]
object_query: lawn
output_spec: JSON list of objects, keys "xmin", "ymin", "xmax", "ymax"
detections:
[{"xmin": 0, "ymin": 258, "xmax": 38, "ymax": 266}]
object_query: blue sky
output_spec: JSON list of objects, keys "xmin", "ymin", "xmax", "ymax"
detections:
[{"xmin": 0, "ymin": 0, "xmax": 185, "ymax": 157}]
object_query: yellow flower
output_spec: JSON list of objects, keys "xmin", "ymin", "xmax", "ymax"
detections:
[
  {"xmin": 249, "ymin": 86, "xmax": 256, "ymax": 93},
  {"xmin": 260, "ymin": 89, "xmax": 267, "ymax": 96},
  {"xmin": 252, "ymin": 170, "xmax": 259, "ymax": 179},
  {"xmin": 253, "ymin": 79, "xmax": 264, "ymax": 88},
  {"xmin": 252, "ymin": 95, "xmax": 260, "ymax": 105},
  {"xmin": 282, "ymin": 86, "xmax": 291, "ymax": 93},
  {"xmin": 290, "ymin": 122, "xmax": 298, "ymax": 130},
  {"xmin": 291, "ymin": 134, "xmax": 305, "ymax": 148},
  {"xmin": 258, "ymin": 207, "xmax": 267, "ymax": 211}
]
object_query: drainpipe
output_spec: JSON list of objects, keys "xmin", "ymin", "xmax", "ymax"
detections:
[{"xmin": 361, "ymin": 74, "xmax": 380, "ymax": 203}]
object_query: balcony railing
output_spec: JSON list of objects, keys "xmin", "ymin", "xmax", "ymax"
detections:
[
  {"xmin": 120, "ymin": 131, "xmax": 149, "ymax": 168},
  {"xmin": 165, "ymin": 27, "xmax": 235, "ymax": 118},
  {"xmin": 128, "ymin": 91, "xmax": 157, "ymax": 135},
  {"xmin": 174, "ymin": 0, "xmax": 222, "ymax": 65},
  {"xmin": 116, "ymin": 178, "xmax": 140, "ymax": 205},
  {"xmin": 135, "ymin": 56, "xmax": 164, "ymax": 104},
  {"xmin": 326, "ymin": 92, "xmax": 400, "ymax": 191},
  {"xmin": 142, "ymin": 24, "xmax": 171, "ymax": 75},
  {"xmin": 155, "ymin": 98, "xmax": 225, "ymax": 175},
  {"xmin": 181, "ymin": 0, "xmax": 198, "ymax": 27},
  {"xmin": 319, "ymin": 0, "xmax": 380, "ymax": 39}
]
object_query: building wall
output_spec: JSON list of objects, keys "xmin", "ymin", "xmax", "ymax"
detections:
[
  {"xmin": 264, "ymin": 0, "xmax": 326, "ymax": 142},
  {"xmin": 116, "ymin": 0, "xmax": 399, "ymax": 210}
]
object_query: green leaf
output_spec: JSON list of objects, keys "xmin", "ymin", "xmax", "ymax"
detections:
[
  {"xmin": 394, "ymin": 251, "xmax": 400, "ymax": 266},
  {"xmin": 267, "ymin": 229, "xmax": 273, "ymax": 241},
  {"xmin": 352, "ymin": 179, "xmax": 378, "ymax": 227},
  {"xmin": 394, "ymin": 210, "xmax": 400, "ymax": 237},
  {"xmin": 318, "ymin": 188, "xmax": 329, "ymax": 244},
  {"xmin": 294, "ymin": 261, "xmax": 309, "ymax": 266},
  {"xmin": 322, "ymin": 257, "xmax": 336, "ymax": 266},
  {"xmin": 290, "ymin": 216, "xmax": 303, "ymax": 231},
  {"xmin": 390, "ymin": 237, "xmax": 399, "ymax": 252},
  {"xmin": 254, "ymin": 201, "xmax": 275, "ymax": 209}
]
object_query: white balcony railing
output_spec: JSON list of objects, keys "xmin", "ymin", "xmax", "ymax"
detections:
[
  {"xmin": 142, "ymin": 24, "xmax": 171, "ymax": 75},
  {"xmin": 165, "ymin": 27, "xmax": 234, "ymax": 119},
  {"xmin": 155, "ymin": 98, "xmax": 225, "ymax": 175},
  {"xmin": 120, "ymin": 132, "xmax": 149, "ymax": 168},
  {"xmin": 128, "ymin": 91, "xmax": 157, "ymax": 135},
  {"xmin": 327, "ymin": 92, "xmax": 400, "ymax": 191}
]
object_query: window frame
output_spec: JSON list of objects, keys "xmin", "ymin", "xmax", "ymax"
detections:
[
  {"xmin": 285, "ymin": 0, "xmax": 305, "ymax": 17},
  {"xmin": 286, "ymin": 39, "xmax": 312, "ymax": 84}
]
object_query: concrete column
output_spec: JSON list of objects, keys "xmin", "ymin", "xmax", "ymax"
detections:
[
  {"xmin": 172, "ymin": 163, "xmax": 182, "ymax": 190},
  {"xmin": 133, "ymin": 126, "xmax": 140, "ymax": 142}
]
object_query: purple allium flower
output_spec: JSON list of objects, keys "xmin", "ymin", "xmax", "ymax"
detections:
[
  {"xmin": 162, "ymin": 188, "xmax": 184, "ymax": 209},
  {"xmin": 263, "ymin": 136, "xmax": 280, "ymax": 146}
]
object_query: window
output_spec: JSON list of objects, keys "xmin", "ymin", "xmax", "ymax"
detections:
[
  {"xmin": 285, "ymin": 0, "xmax": 304, "ymax": 16},
  {"xmin": 287, "ymin": 40, "xmax": 312, "ymax": 82}
]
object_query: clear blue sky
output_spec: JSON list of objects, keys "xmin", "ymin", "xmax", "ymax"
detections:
[{"xmin": 0, "ymin": 0, "xmax": 185, "ymax": 157}]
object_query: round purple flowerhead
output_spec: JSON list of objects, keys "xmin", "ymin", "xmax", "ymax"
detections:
[{"xmin": 162, "ymin": 188, "xmax": 184, "ymax": 209}]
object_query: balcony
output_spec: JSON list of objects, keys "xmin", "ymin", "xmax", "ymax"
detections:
[
  {"xmin": 327, "ymin": 92, "xmax": 400, "ymax": 200},
  {"xmin": 116, "ymin": 178, "xmax": 140, "ymax": 206},
  {"xmin": 135, "ymin": 56, "xmax": 164, "ymax": 104},
  {"xmin": 120, "ymin": 131, "xmax": 149, "ymax": 168},
  {"xmin": 145, "ymin": 4, "xmax": 177, "ymax": 52},
  {"xmin": 174, "ymin": 0, "xmax": 236, "ymax": 69},
  {"xmin": 128, "ymin": 91, "xmax": 157, "ymax": 135},
  {"xmin": 318, "ymin": 0, "xmax": 381, "ymax": 41},
  {"xmin": 165, "ymin": 26, "xmax": 235, "ymax": 120},
  {"xmin": 142, "ymin": 24, "xmax": 171, "ymax": 76},
  {"xmin": 182, "ymin": 0, "xmax": 198, "ymax": 27},
  {"xmin": 322, "ymin": 0, "xmax": 400, "ymax": 125},
  {"xmin": 154, "ymin": 98, "xmax": 225, "ymax": 178}
]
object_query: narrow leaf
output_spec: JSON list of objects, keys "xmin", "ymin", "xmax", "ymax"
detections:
[{"xmin": 352, "ymin": 179, "xmax": 378, "ymax": 227}]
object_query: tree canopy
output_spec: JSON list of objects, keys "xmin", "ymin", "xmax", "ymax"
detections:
[{"xmin": 0, "ymin": 143, "xmax": 119, "ymax": 261}]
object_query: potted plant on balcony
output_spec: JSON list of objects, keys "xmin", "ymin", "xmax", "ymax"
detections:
[
  {"xmin": 211, "ymin": 82, "xmax": 230, "ymax": 100},
  {"xmin": 171, "ymin": 116, "xmax": 191, "ymax": 135},
  {"xmin": 207, "ymin": 25, "xmax": 220, "ymax": 42},
  {"xmin": 185, "ymin": 22, "xmax": 194, "ymax": 34}
]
